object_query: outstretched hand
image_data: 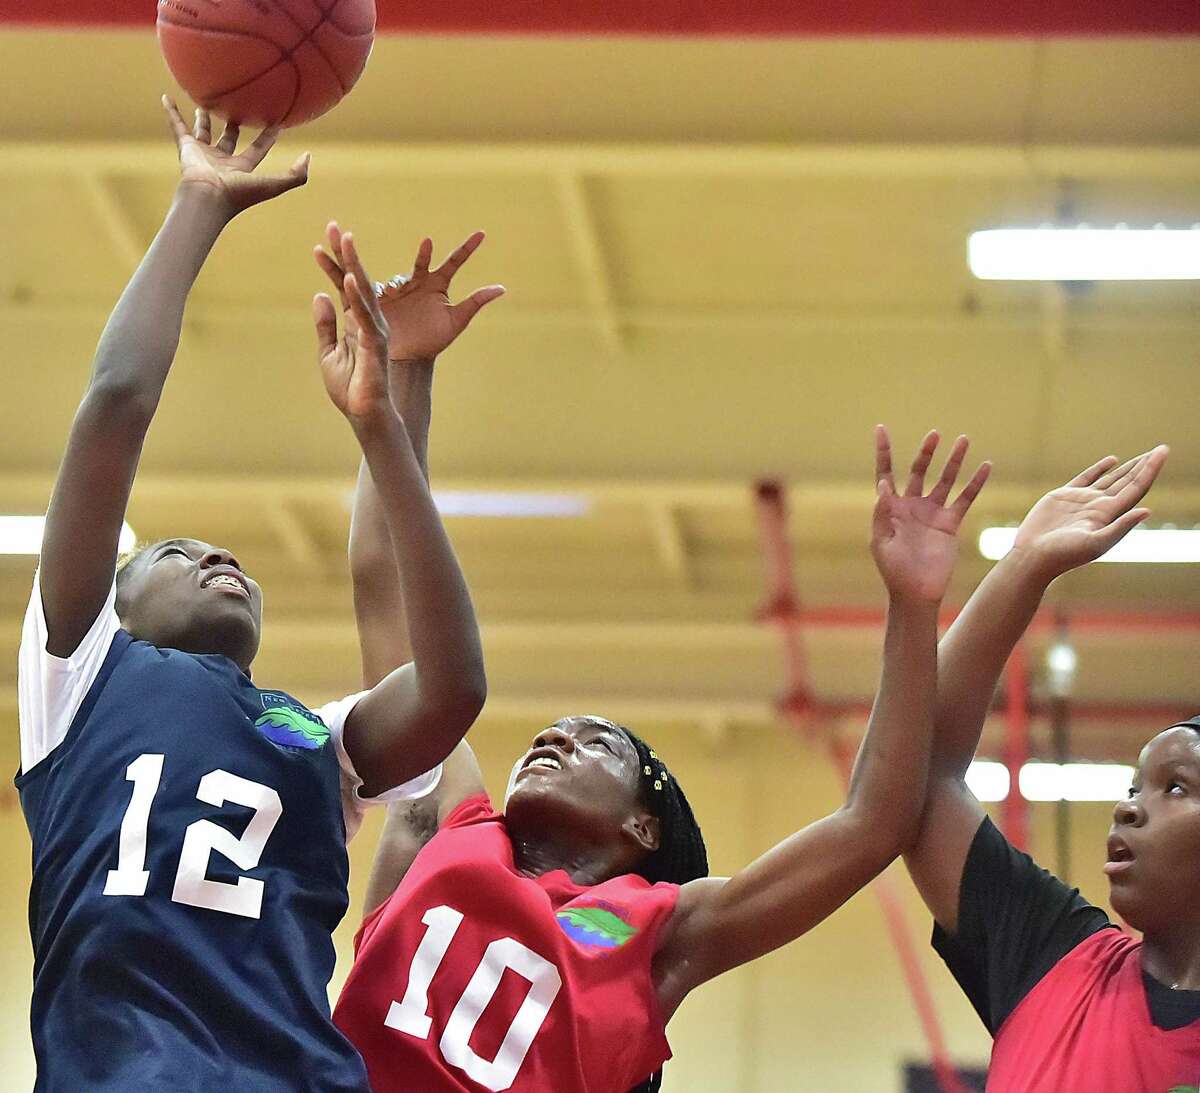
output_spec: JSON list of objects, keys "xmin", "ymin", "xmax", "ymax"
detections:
[
  {"xmin": 1011, "ymin": 446, "xmax": 1168, "ymax": 580},
  {"xmin": 872, "ymin": 427, "xmax": 991, "ymax": 604},
  {"xmin": 313, "ymin": 230, "xmax": 392, "ymax": 426},
  {"xmin": 315, "ymin": 223, "xmax": 504, "ymax": 365},
  {"xmin": 162, "ymin": 96, "xmax": 309, "ymax": 218}
]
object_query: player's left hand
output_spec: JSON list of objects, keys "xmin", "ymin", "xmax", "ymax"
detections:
[
  {"xmin": 1009, "ymin": 446, "xmax": 1167, "ymax": 581},
  {"xmin": 313, "ymin": 230, "xmax": 392, "ymax": 426},
  {"xmin": 314, "ymin": 223, "xmax": 505, "ymax": 365},
  {"xmin": 871, "ymin": 426, "xmax": 991, "ymax": 605}
]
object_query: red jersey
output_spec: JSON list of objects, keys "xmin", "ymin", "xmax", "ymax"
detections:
[
  {"xmin": 934, "ymin": 819, "xmax": 1200, "ymax": 1093},
  {"xmin": 334, "ymin": 794, "xmax": 680, "ymax": 1093},
  {"xmin": 988, "ymin": 930, "xmax": 1199, "ymax": 1092}
]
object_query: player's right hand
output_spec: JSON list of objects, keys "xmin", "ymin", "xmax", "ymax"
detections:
[
  {"xmin": 870, "ymin": 427, "xmax": 990, "ymax": 605},
  {"xmin": 162, "ymin": 96, "xmax": 309, "ymax": 217},
  {"xmin": 1010, "ymin": 446, "xmax": 1168, "ymax": 581},
  {"xmin": 314, "ymin": 223, "xmax": 504, "ymax": 365},
  {"xmin": 313, "ymin": 230, "xmax": 393, "ymax": 427}
]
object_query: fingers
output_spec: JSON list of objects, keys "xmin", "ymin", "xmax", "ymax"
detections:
[
  {"xmin": 1111, "ymin": 444, "xmax": 1169, "ymax": 509},
  {"xmin": 904, "ymin": 429, "xmax": 940, "ymax": 497},
  {"xmin": 313, "ymin": 293, "xmax": 338, "ymax": 357},
  {"xmin": 1091, "ymin": 507, "xmax": 1150, "ymax": 556},
  {"xmin": 161, "ymin": 95, "xmax": 191, "ymax": 146},
  {"xmin": 874, "ymin": 425, "xmax": 896, "ymax": 494},
  {"xmin": 452, "ymin": 284, "xmax": 506, "ymax": 326},
  {"xmin": 340, "ymin": 233, "xmax": 380, "ymax": 317},
  {"xmin": 313, "ymin": 245, "xmax": 348, "ymax": 301},
  {"xmin": 344, "ymin": 273, "xmax": 383, "ymax": 342},
  {"xmin": 216, "ymin": 119, "xmax": 240, "ymax": 155},
  {"xmin": 326, "ymin": 220, "xmax": 345, "ymax": 266},
  {"xmin": 193, "ymin": 107, "xmax": 212, "ymax": 144},
  {"xmin": 253, "ymin": 155, "xmax": 310, "ymax": 201},
  {"xmin": 928, "ymin": 435, "xmax": 969, "ymax": 505},
  {"xmin": 433, "ymin": 230, "xmax": 486, "ymax": 283},
  {"xmin": 949, "ymin": 461, "xmax": 992, "ymax": 521},
  {"xmin": 239, "ymin": 126, "xmax": 282, "ymax": 170},
  {"xmin": 413, "ymin": 237, "xmax": 433, "ymax": 277},
  {"xmin": 1067, "ymin": 454, "xmax": 1119, "ymax": 488},
  {"xmin": 1095, "ymin": 453, "xmax": 1144, "ymax": 492}
]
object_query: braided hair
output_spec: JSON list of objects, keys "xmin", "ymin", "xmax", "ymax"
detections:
[{"xmin": 577, "ymin": 718, "xmax": 708, "ymax": 1093}]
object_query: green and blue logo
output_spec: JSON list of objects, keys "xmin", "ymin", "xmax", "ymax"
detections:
[
  {"xmin": 556, "ymin": 903, "xmax": 638, "ymax": 950},
  {"xmin": 255, "ymin": 693, "xmax": 329, "ymax": 751}
]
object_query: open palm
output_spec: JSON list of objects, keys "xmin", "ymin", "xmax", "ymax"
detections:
[
  {"xmin": 315, "ymin": 224, "xmax": 504, "ymax": 364},
  {"xmin": 1012, "ymin": 447, "xmax": 1168, "ymax": 578},
  {"xmin": 313, "ymin": 231, "xmax": 391, "ymax": 423},
  {"xmin": 872, "ymin": 428, "xmax": 991, "ymax": 604}
]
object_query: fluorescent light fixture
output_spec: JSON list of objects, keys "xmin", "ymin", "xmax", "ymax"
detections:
[
  {"xmin": 980, "ymin": 526, "xmax": 1200, "ymax": 564},
  {"xmin": 1019, "ymin": 762, "xmax": 1135, "ymax": 803},
  {"xmin": 432, "ymin": 491, "xmax": 589, "ymax": 518},
  {"xmin": 966, "ymin": 760, "xmax": 1010, "ymax": 802},
  {"xmin": 969, "ymin": 227, "xmax": 1200, "ymax": 280},
  {"xmin": 967, "ymin": 760, "xmax": 1135, "ymax": 802},
  {"xmin": 0, "ymin": 516, "xmax": 137, "ymax": 556}
]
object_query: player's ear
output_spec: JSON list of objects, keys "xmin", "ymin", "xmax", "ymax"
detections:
[{"xmin": 622, "ymin": 811, "xmax": 660, "ymax": 855}]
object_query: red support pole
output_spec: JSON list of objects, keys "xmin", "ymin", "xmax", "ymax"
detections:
[
  {"xmin": 1002, "ymin": 643, "xmax": 1031, "ymax": 851},
  {"xmin": 754, "ymin": 480, "xmax": 969, "ymax": 1093}
]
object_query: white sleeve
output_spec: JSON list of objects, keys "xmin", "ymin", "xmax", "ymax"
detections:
[
  {"xmin": 315, "ymin": 690, "xmax": 443, "ymax": 843},
  {"xmin": 18, "ymin": 571, "xmax": 122, "ymax": 775}
]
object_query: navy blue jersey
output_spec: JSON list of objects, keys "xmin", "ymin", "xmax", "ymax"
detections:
[{"xmin": 18, "ymin": 628, "xmax": 371, "ymax": 1092}]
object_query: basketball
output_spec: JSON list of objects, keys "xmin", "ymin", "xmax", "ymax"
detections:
[{"xmin": 156, "ymin": 0, "xmax": 376, "ymax": 129}]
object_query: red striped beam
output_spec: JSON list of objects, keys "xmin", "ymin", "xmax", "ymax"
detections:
[{"xmin": 4, "ymin": 0, "xmax": 1200, "ymax": 35}]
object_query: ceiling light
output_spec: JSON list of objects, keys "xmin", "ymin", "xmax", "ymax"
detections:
[
  {"xmin": 967, "ymin": 760, "xmax": 1135, "ymax": 802},
  {"xmin": 0, "ymin": 516, "xmax": 137, "ymax": 556},
  {"xmin": 431, "ymin": 491, "xmax": 590, "ymax": 518},
  {"xmin": 1019, "ymin": 762, "xmax": 1135, "ymax": 803},
  {"xmin": 980, "ymin": 526, "xmax": 1200, "ymax": 564},
  {"xmin": 1044, "ymin": 640, "xmax": 1078, "ymax": 699},
  {"xmin": 965, "ymin": 761, "xmax": 1010, "ymax": 802},
  {"xmin": 968, "ymin": 226, "xmax": 1200, "ymax": 280}
]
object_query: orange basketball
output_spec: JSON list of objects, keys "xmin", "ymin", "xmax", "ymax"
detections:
[{"xmin": 156, "ymin": 0, "xmax": 376, "ymax": 129}]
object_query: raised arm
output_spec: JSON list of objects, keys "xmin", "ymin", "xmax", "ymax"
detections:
[
  {"xmin": 318, "ymin": 224, "xmax": 502, "ymax": 689},
  {"xmin": 39, "ymin": 99, "xmax": 307, "ymax": 655},
  {"xmin": 315, "ymin": 227, "xmax": 500, "ymax": 891},
  {"xmin": 313, "ymin": 231, "xmax": 494, "ymax": 796},
  {"xmin": 653, "ymin": 429, "xmax": 989, "ymax": 1014},
  {"xmin": 904, "ymin": 445, "xmax": 1167, "ymax": 930}
]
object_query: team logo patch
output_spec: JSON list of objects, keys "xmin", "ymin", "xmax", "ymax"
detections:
[
  {"xmin": 255, "ymin": 693, "xmax": 329, "ymax": 750},
  {"xmin": 556, "ymin": 903, "xmax": 638, "ymax": 950}
]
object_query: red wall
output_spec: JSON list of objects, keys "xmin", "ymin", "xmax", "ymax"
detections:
[{"xmin": 3, "ymin": 0, "xmax": 1199, "ymax": 35}]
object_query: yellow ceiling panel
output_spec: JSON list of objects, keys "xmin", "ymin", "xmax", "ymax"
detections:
[
  {"xmin": 1036, "ymin": 39, "xmax": 1200, "ymax": 144},
  {"xmin": 591, "ymin": 172, "xmax": 1052, "ymax": 309}
]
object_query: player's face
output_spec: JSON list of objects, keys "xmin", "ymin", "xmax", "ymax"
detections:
[
  {"xmin": 118, "ymin": 538, "xmax": 263, "ymax": 671},
  {"xmin": 506, "ymin": 717, "xmax": 656, "ymax": 853},
  {"xmin": 1106, "ymin": 726, "xmax": 1200, "ymax": 933}
]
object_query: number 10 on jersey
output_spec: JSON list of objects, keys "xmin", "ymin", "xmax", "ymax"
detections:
[{"xmin": 385, "ymin": 904, "xmax": 562, "ymax": 1092}]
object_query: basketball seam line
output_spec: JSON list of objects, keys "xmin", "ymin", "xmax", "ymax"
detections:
[
  {"xmin": 158, "ymin": 24, "xmax": 300, "ymax": 120},
  {"xmin": 159, "ymin": 7, "xmax": 368, "ymax": 123},
  {"xmin": 262, "ymin": 0, "xmax": 350, "ymax": 97}
]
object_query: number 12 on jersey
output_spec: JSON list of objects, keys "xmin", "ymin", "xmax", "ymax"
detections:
[
  {"xmin": 385, "ymin": 905, "xmax": 562, "ymax": 1092},
  {"xmin": 104, "ymin": 752, "xmax": 282, "ymax": 920}
]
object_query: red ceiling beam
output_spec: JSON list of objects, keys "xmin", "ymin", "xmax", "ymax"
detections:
[{"xmin": 4, "ymin": 0, "xmax": 1200, "ymax": 35}]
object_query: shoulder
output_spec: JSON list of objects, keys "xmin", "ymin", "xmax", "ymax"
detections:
[{"xmin": 438, "ymin": 791, "xmax": 497, "ymax": 831}]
